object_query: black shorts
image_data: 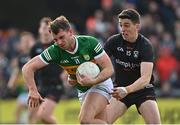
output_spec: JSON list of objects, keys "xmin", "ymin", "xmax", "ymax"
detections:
[
  {"xmin": 120, "ymin": 87, "xmax": 156, "ymax": 110},
  {"xmin": 38, "ymin": 84, "xmax": 64, "ymax": 103}
]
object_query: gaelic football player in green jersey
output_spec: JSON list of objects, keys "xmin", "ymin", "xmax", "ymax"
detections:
[{"xmin": 22, "ymin": 16, "xmax": 114, "ymax": 124}]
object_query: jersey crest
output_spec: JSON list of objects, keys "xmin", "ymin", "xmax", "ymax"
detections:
[{"xmin": 83, "ymin": 54, "xmax": 90, "ymax": 61}]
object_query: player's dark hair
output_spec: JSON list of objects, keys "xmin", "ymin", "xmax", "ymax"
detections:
[
  {"xmin": 50, "ymin": 16, "xmax": 70, "ymax": 35},
  {"xmin": 118, "ymin": 9, "xmax": 140, "ymax": 24}
]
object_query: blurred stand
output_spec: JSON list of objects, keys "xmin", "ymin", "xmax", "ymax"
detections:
[{"xmin": 0, "ymin": 0, "xmax": 180, "ymax": 107}]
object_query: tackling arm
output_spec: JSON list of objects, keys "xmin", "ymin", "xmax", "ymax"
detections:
[{"xmin": 126, "ymin": 62, "xmax": 153, "ymax": 93}]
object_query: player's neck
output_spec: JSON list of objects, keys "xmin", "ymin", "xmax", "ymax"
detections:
[
  {"xmin": 68, "ymin": 36, "xmax": 76, "ymax": 52},
  {"xmin": 128, "ymin": 32, "xmax": 138, "ymax": 43}
]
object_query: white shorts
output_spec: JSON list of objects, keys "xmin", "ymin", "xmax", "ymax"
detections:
[
  {"xmin": 17, "ymin": 92, "xmax": 28, "ymax": 105},
  {"xmin": 78, "ymin": 78, "xmax": 114, "ymax": 104}
]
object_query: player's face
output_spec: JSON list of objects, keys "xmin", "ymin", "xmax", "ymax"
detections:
[
  {"xmin": 119, "ymin": 18, "xmax": 140, "ymax": 42},
  {"xmin": 53, "ymin": 29, "xmax": 73, "ymax": 50},
  {"xmin": 39, "ymin": 22, "xmax": 53, "ymax": 44},
  {"xmin": 20, "ymin": 35, "xmax": 35, "ymax": 52}
]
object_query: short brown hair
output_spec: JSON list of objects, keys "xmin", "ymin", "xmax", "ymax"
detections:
[
  {"xmin": 50, "ymin": 16, "xmax": 70, "ymax": 34},
  {"xmin": 20, "ymin": 31, "xmax": 34, "ymax": 38},
  {"xmin": 40, "ymin": 17, "xmax": 52, "ymax": 25},
  {"xmin": 118, "ymin": 9, "xmax": 140, "ymax": 24}
]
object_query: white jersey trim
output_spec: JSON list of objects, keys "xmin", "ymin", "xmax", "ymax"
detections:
[
  {"xmin": 44, "ymin": 49, "xmax": 52, "ymax": 61},
  {"xmin": 39, "ymin": 55, "xmax": 49, "ymax": 65},
  {"xmin": 94, "ymin": 43, "xmax": 102, "ymax": 53},
  {"xmin": 65, "ymin": 35, "xmax": 78, "ymax": 54},
  {"xmin": 94, "ymin": 50, "xmax": 105, "ymax": 59}
]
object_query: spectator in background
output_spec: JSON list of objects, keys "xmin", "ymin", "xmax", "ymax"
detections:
[
  {"xmin": 0, "ymin": 50, "xmax": 9, "ymax": 98},
  {"xmin": 175, "ymin": 20, "xmax": 180, "ymax": 38},
  {"xmin": 160, "ymin": 32, "xmax": 175, "ymax": 52},
  {"xmin": 158, "ymin": 0, "xmax": 176, "ymax": 33},
  {"xmin": 148, "ymin": 34, "xmax": 160, "ymax": 59},
  {"xmin": 101, "ymin": 0, "xmax": 114, "ymax": 22},
  {"xmin": 7, "ymin": 32, "xmax": 35, "ymax": 123},
  {"xmin": 174, "ymin": 38, "xmax": 180, "ymax": 61},
  {"xmin": 6, "ymin": 28, "xmax": 19, "ymax": 60},
  {"xmin": 156, "ymin": 47, "xmax": 178, "ymax": 95}
]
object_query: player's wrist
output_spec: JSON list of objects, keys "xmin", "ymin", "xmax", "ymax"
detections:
[
  {"xmin": 93, "ymin": 76, "xmax": 103, "ymax": 85},
  {"xmin": 125, "ymin": 86, "xmax": 132, "ymax": 94},
  {"xmin": 89, "ymin": 78, "xmax": 97, "ymax": 85},
  {"xmin": 29, "ymin": 86, "xmax": 38, "ymax": 92}
]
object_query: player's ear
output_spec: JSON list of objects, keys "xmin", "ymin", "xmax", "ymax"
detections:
[
  {"xmin": 68, "ymin": 28, "xmax": 73, "ymax": 35},
  {"xmin": 136, "ymin": 23, "xmax": 141, "ymax": 31}
]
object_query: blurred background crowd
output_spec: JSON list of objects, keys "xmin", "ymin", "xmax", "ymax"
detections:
[{"xmin": 0, "ymin": 0, "xmax": 180, "ymax": 100}]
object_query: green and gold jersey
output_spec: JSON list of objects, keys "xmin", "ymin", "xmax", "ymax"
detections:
[{"xmin": 40, "ymin": 35, "xmax": 105, "ymax": 92}]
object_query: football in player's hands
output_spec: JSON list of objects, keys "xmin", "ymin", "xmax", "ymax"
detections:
[{"xmin": 76, "ymin": 61, "xmax": 100, "ymax": 78}]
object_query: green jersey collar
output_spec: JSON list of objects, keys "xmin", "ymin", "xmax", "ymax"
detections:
[{"xmin": 65, "ymin": 35, "xmax": 78, "ymax": 54}]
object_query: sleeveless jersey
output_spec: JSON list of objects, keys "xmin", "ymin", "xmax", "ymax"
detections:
[{"xmin": 40, "ymin": 35, "xmax": 105, "ymax": 92}]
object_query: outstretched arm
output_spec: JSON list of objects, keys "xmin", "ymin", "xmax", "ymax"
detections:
[{"xmin": 22, "ymin": 55, "xmax": 47, "ymax": 107}]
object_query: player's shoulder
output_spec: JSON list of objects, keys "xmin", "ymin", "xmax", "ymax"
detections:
[
  {"xmin": 46, "ymin": 43, "xmax": 62, "ymax": 54},
  {"xmin": 50, "ymin": 43, "xmax": 60, "ymax": 49},
  {"xmin": 107, "ymin": 34, "xmax": 122, "ymax": 42},
  {"xmin": 76, "ymin": 35, "xmax": 99, "ymax": 47},
  {"xmin": 107, "ymin": 34, "xmax": 122, "ymax": 43},
  {"xmin": 76, "ymin": 35, "xmax": 97, "ymax": 41},
  {"xmin": 139, "ymin": 34, "xmax": 152, "ymax": 47}
]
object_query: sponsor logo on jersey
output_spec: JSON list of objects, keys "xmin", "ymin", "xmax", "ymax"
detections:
[
  {"xmin": 83, "ymin": 54, "xmax": 90, "ymax": 60},
  {"xmin": 115, "ymin": 59, "xmax": 140, "ymax": 69},
  {"xmin": 60, "ymin": 60, "xmax": 69, "ymax": 64}
]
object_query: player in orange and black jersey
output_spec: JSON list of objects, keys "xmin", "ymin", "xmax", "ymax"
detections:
[{"xmin": 7, "ymin": 32, "xmax": 35, "ymax": 123}]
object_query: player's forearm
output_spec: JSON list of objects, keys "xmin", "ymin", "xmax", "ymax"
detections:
[
  {"xmin": 22, "ymin": 64, "xmax": 38, "ymax": 91},
  {"xmin": 126, "ymin": 62, "xmax": 153, "ymax": 94},
  {"xmin": 8, "ymin": 69, "xmax": 19, "ymax": 86},
  {"xmin": 126, "ymin": 74, "xmax": 151, "ymax": 93},
  {"xmin": 94, "ymin": 66, "xmax": 114, "ymax": 85},
  {"xmin": 93, "ymin": 52, "xmax": 114, "ymax": 85}
]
